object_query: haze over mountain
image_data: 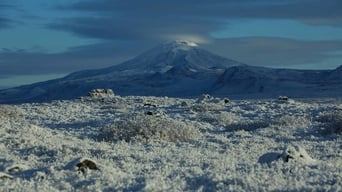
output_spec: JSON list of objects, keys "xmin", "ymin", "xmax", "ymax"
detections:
[{"xmin": 0, "ymin": 40, "xmax": 341, "ymax": 103}]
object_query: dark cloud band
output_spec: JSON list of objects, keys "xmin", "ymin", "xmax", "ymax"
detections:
[{"xmin": 49, "ymin": 0, "xmax": 342, "ymax": 42}]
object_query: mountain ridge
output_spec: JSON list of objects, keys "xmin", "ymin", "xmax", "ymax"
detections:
[{"xmin": 0, "ymin": 41, "xmax": 341, "ymax": 103}]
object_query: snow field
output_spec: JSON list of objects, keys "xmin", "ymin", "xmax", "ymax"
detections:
[{"xmin": 0, "ymin": 95, "xmax": 341, "ymax": 191}]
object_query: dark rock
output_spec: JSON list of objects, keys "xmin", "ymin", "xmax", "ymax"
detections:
[
  {"xmin": 65, "ymin": 157, "xmax": 100, "ymax": 174},
  {"xmin": 223, "ymin": 98, "xmax": 230, "ymax": 104},
  {"xmin": 144, "ymin": 103, "xmax": 157, "ymax": 107},
  {"xmin": 76, "ymin": 159, "xmax": 100, "ymax": 173},
  {"xmin": 278, "ymin": 96, "xmax": 289, "ymax": 101}
]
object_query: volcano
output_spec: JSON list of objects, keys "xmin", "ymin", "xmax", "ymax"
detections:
[
  {"xmin": 0, "ymin": 41, "xmax": 244, "ymax": 103},
  {"xmin": 0, "ymin": 41, "xmax": 341, "ymax": 103}
]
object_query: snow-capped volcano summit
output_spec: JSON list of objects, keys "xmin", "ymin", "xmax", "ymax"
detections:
[
  {"xmin": 64, "ymin": 40, "xmax": 244, "ymax": 78},
  {"xmin": 162, "ymin": 40, "xmax": 198, "ymax": 50},
  {"xmin": 148, "ymin": 40, "xmax": 198, "ymax": 54},
  {"xmin": 109, "ymin": 40, "xmax": 243, "ymax": 74}
]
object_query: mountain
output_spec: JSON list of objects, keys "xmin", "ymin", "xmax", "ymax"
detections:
[
  {"xmin": 0, "ymin": 41, "xmax": 244, "ymax": 103},
  {"xmin": 210, "ymin": 65, "xmax": 342, "ymax": 98},
  {"xmin": 0, "ymin": 41, "xmax": 341, "ymax": 103},
  {"xmin": 66, "ymin": 40, "xmax": 244, "ymax": 78},
  {"xmin": 327, "ymin": 65, "xmax": 342, "ymax": 81}
]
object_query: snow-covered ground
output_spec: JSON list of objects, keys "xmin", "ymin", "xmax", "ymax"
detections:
[{"xmin": 0, "ymin": 92, "xmax": 341, "ymax": 191}]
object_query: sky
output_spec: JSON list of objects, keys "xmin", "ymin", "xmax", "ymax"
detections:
[{"xmin": 0, "ymin": 0, "xmax": 342, "ymax": 89}]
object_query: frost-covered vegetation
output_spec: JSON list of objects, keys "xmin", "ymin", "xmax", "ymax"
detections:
[
  {"xmin": 0, "ymin": 93, "xmax": 341, "ymax": 191},
  {"xmin": 0, "ymin": 105, "xmax": 23, "ymax": 119},
  {"xmin": 317, "ymin": 111, "xmax": 342, "ymax": 134},
  {"xmin": 100, "ymin": 113, "xmax": 199, "ymax": 142}
]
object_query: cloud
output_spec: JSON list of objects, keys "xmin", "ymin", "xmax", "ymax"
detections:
[
  {"xmin": 301, "ymin": 18, "xmax": 342, "ymax": 27},
  {"xmin": 67, "ymin": 0, "xmax": 339, "ymax": 20},
  {"xmin": 0, "ymin": 42, "xmax": 147, "ymax": 76},
  {"xmin": 48, "ymin": 14, "xmax": 221, "ymax": 42},
  {"xmin": 45, "ymin": 0, "xmax": 342, "ymax": 48},
  {"xmin": 0, "ymin": 17, "xmax": 11, "ymax": 28},
  {"xmin": 0, "ymin": 40, "xmax": 152, "ymax": 87},
  {"xmin": 0, "ymin": 2, "xmax": 13, "ymax": 29},
  {"xmin": 203, "ymin": 37, "xmax": 342, "ymax": 69}
]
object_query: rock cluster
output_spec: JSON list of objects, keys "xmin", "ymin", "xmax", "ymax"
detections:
[{"xmin": 88, "ymin": 89, "xmax": 115, "ymax": 98}]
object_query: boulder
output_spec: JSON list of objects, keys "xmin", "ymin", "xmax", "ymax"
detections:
[
  {"xmin": 65, "ymin": 157, "xmax": 100, "ymax": 174},
  {"xmin": 258, "ymin": 144, "xmax": 316, "ymax": 165},
  {"xmin": 280, "ymin": 144, "xmax": 316, "ymax": 164}
]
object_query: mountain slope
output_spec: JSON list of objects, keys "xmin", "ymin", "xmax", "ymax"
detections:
[{"xmin": 210, "ymin": 65, "xmax": 342, "ymax": 99}]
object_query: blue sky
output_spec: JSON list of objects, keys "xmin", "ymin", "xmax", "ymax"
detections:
[{"xmin": 1, "ymin": 0, "xmax": 342, "ymax": 88}]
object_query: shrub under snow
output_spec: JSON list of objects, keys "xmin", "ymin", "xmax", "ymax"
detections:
[
  {"xmin": 271, "ymin": 115, "xmax": 311, "ymax": 127},
  {"xmin": 100, "ymin": 114, "xmax": 200, "ymax": 142},
  {"xmin": 225, "ymin": 120, "xmax": 269, "ymax": 132},
  {"xmin": 0, "ymin": 105, "xmax": 23, "ymax": 119},
  {"xmin": 317, "ymin": 111, "xmax": 342, "ymax": 134},
  {"xmin": 198, "ymin": 111, "xmax": 238, "ymax": 126},
  {"xmin": 191, "ymin": 102, "xmax": 225, "ymax": 112}
]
